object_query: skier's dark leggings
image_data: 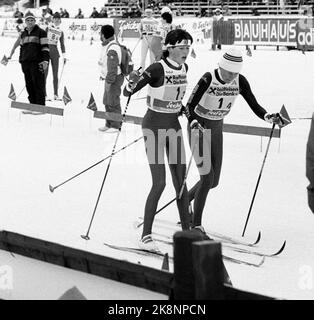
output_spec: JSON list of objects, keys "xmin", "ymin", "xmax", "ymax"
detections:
[
  {"xmin": 187, "ymin": 113, "xmax": 223, "ymax": 226},
  {"xmin": 141, "ymin": 109, "xmax": 190, "ymax": 238},
  {"xmin": 45, "ymin": 45, "xmax": 60, "ymax": 96}
]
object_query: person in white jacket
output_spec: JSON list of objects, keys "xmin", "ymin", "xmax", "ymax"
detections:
[{"xmin": 98, "ymin": 25, "xmax": 124, "ymax": 133}]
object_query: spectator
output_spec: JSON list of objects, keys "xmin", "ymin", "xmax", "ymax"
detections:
[
  {"xmin": 99, "ymin": 7, "xmax": 108, "ymax": 18},
  {"xmin": 45, "ymin": 5, "xmax": 53, "ymax": 16},
  {"xmin": 13, "ymin": 8, "xmax": 23, "ymax": 19},
  {"xmin": 212, "ymin": 8, "xmax": 223, "ymax": 50},
  {"xmin": 59, "ymin": 8, "xmax": 64, "ymax": 16},
  {"xmin": 15, "ymin": 11, "xmax": 49, "ymax": 108},
  {"xmin": 62, "ymin": 9, "xmax": 70, "ymax": 18},
  {"xmin": 121, "ymin": 8, "xmax": 128, "ymax": 18},
  {"xmin": 98, "ymin": 25, "xmax": 124, "ymax": 133},
  {"xmin": 306, "ymin": 113, "xmax": 314, "ymax": 213},
  {"xmin": 75, "ymin": 8, "xmax": 84, "ymax": 19},
  {"xmin": 252, "ymin": 8, "xmax": 260, "ymax": 16},
  {"xmin": 176, "ymin": 8, "xmax": 183, "ymax": 16},
  {"xmin": 90, "ymin": 7, "xmax": 99, "ymax": 18},
  {"xmin": 223, "ymin": 5, "xmax": 232, "ymax": 16}
]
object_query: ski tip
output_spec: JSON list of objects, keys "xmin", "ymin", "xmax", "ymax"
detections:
[
  {"xmin": 49, "ymin": 184, "xmax": 54, "ymax": 193},
  {"xmin": 258, "ymin": 255, "xmax": 266, "ymax": 267},
  {"xmin": 273, "ymin": 240, "xmax": 286, "ymax": 256},
  {"xmin": 253, "ymin": 231, "xmax": 262, "ymax": 245}
]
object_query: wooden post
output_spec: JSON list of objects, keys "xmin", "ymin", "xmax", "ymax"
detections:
[
  {"xmin": 173, "ymin": 230, "xmax": 203, "ymax": 299},
  {"xmin": 192, "ymin": 240, "xmax": 224, "ymax": 300},
  {"xmin": 173, "ymin": 230, "xmax": 230, "ymax": 300}
]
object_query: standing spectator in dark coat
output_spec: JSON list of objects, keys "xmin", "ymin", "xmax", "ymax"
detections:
[
  {"xmin": 75, "ymin": 9, "xmax": 84, "ymax": 19},
  {"xmin": 13, "ymin": 8, "xmax": 23, "ymax": 18},
  {"xmin": 62, "ymin": 9, "xmax": 70, "ymax": 18},
  {"xmin": 306, "ymin": 113, "xmax": 314, "ymax": 213},
  {"xmin": 18, "ymin": 11, "xmax": 50, "ymax": 107},
  {"xmin": 90, "ymin": 7, "xmax": 99, "ymax": 18}
]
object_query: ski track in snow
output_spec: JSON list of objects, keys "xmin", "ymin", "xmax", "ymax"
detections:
[{"xmin": 1, "ymin": 36, "xmax": 314, "ymax": 299}]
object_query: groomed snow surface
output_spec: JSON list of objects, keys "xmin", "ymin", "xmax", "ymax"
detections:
[{"xmin": 0, "ymin": 35, "xmax": 314, "ymax": 300}]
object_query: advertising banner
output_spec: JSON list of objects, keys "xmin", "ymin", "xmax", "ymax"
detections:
[
  {"xmin": 113, "ymin": 17, "xmax": 213, "ymax": 43},
  {"xmin": 295, "ymin": 17, "xmax": 314, "ymax": 50},
  {"xmin": 61, "ymin": 18, "xmax": 114, "ymax": 41},
  {"xmin": 0, "ymin": 18, "xmax": 114, "ymax": 41},
  {"xmin": 231, "ymin": 17, "xmax": 299, "ymax": 46},
  {"xmin": 113, "ymin": 18, "xmax": 141, "ymax": 39}
]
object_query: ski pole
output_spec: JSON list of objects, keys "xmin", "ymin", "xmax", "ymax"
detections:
[
  {"xmin": 49, "ymin": 136, "xmax": 143, "ymax": 193},
  {"xmin": 131, "ymin": 38, "xmax": 141, "ymax": 54},
  {"xmin": 136, "ymin": 131, "xmax": 199, "ymax": 229},
  {"xmin": 291, "ymin": 117, "xmax": 311, "ymax": 120},
  {"xmin": 241, "ymin": 123, "xmax": 276, "ymax": 237},
  {"xmin": 57, "ymin": 62, "xmax": 66, "ymax": 93},
  {"xmin": 81, "ymin": 65, "xmax": 141, "ymax": 241},
  {"xmin": 17, "ymin": 86, "xmax": 26, "ymax": 100}
]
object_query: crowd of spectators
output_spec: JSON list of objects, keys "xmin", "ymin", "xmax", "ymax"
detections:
[{"xmin": 9, "ymin": 0, "xmax": 314, "ymax": 19}]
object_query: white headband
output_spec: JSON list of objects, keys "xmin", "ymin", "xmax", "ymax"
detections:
[{"xmin": 165, "ymin": 39, "xmax": 192, "ymax": 48}]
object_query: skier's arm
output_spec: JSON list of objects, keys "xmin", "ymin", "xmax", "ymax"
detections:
[
  {"xmin": 8, "ymin": 35, "xmax": 21, "ymax": 59},
  {"xmin": 138, "ymin": 20, "xmax": 143, "ymax": 39},
  {"xmin": 59, "ymin": 31, "xmax": 66, "ymax": 54},
  {"xmin": 239, "ymin": 74, "xmax": 267, "ymax": 120},
  {"xmin": 184, "ymin": 72, "xmax": 212, "ymax": 123},
  {"xmin": 123, "ymin": 63, "xmax": 164, "ymax": 96},
  {"xmin": 307, "ymin": 113, "xmax": 314, "ymax": 213}
]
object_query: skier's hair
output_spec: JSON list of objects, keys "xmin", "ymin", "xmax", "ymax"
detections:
[
  {"xmin": 161, "ymin": 12, "xmax": 173, "ymax": 24},
  {"xmin": 162, "ymin": 29, "xmax": 193, "ymax": 59}
]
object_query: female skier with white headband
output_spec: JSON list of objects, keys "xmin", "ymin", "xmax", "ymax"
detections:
[{"xmin": 124, "ymin": 29, "xmax": 194, "ymax": 252}]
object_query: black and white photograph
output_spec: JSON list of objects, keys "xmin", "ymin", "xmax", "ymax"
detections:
[{"xmin": 0, "ymin": 0, "xmax": 313, "ymax": 308}]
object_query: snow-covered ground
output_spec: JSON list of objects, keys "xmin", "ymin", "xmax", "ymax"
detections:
[{"xmin": 0, "ymin": 34, "xmax": 314, "ymax": 300}]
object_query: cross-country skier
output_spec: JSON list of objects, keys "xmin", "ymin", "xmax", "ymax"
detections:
[
  {"xmin": 138, "ymin": 8, "xmax": 158, "ymax": 71},
  {"xmin": 124, "ymin": 29, "xmax": 194, "ymax": 252},
  {"xmin": 45, "ymin": 12, "xmax": 66, "ymax": 100},
  {"xmin": 184, "ymin": 48, "xmax": 283, "ymax": 234}
]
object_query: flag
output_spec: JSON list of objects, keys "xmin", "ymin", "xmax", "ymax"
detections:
[
  {"xmin": 1, "ymin": 55, "xmax": 9, "ymax": 66},
  {"xmin": 161, "ymin": 253, "xmax": 169, "ymax": 271},
  {"xmin": 62, "ymin": 86, "xmax": 72, "ymax": 106},
  {"xmin": 278, "ymin": 105, "xmax": 292, "ymax": 128},
  {"xmin": 8, "ymin": 83, "xmax": 16, "ymax": 101},
  {"xmin": 86, "ymin": 93, "xmax": 97, "ymax": 111}
]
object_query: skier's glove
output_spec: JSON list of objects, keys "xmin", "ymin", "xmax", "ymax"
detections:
[
  {"xmin": 264, "ymin": 112, "xmax": 284, "ymax": 126},
  {"xmin": 190, "ymin": 119, "xmax": 204, "ymax": 132},
  {"xmin": 127, "ymin": 70, "xmax": 141, "ymax": 91},
  {"xmin": 39, "ymin": 61, "xmax": 48, "ymax": 72}
]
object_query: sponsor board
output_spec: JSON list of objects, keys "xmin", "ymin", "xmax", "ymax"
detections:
[
  {"xmin": 296, "ymin": 17, "xmax": 314, "ymax": 50},
  {"xmin": 231, "ymin": 17, "xmax": 299, "ymax": 46},
  {"xmin": 61, "ymin": 18, "xmax": 114, "ymax": 41},
  {"xmin": 0, "ymin": 18, "xmax": 114, "ymax": 41},
  {"xmin": 113, "ymin": 17, "xmax": 213, "ymax": 42},
  {"xmin": 113, "ymin": 18, "xmax": 141, "ymax": 38}
]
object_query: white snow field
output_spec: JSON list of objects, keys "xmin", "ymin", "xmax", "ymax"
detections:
[{"xmin": 0, "ymin": 33, "xmax": 314, "ymax": 300}]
